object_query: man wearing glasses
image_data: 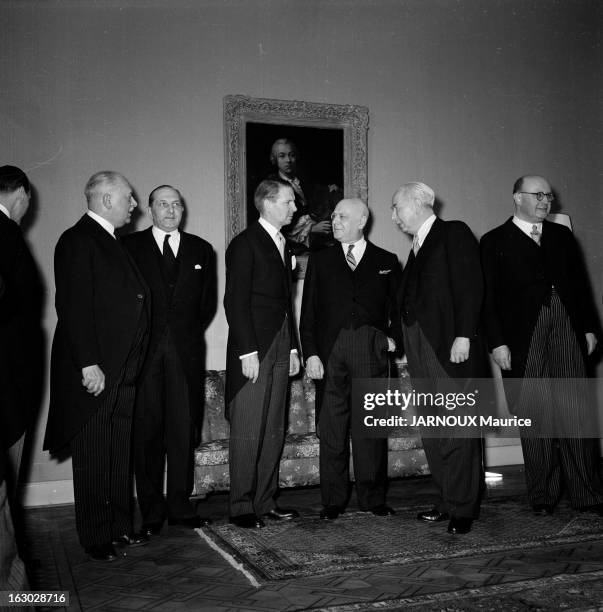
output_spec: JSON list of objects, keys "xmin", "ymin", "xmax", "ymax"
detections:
[
  {"xmin": 481, "ymin": 175, "xmax": 603, "ymax": 516},
  {"xmin": 124, "ymin": 185, "xmax": 216, "ymax": 535}
]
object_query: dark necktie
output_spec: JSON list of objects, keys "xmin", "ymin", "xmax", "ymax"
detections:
[
  {"xmin": 346, "ymin": 244, "xmax": 357, "ymax": 271},
  {"xmin": 163, "ymin": 233, "xmax": 177, "ymax": 277}
]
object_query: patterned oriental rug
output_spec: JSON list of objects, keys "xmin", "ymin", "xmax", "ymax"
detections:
[{"xmin": 197, "ymin": 497, "xmax": 603, "ymax": 587}]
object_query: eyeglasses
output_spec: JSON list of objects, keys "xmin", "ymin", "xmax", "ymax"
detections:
[
  {"xmin": 155, "ymin": 201, "xmax": 184, "ymax": 211},
  {"xmin": 516, "ymin": 191, "xmax": 555, "ymax": 202}
]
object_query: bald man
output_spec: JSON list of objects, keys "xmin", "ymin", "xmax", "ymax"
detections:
[
  {"xmin": 300, "ymin": 199, "xmax": 402, "ymax": 520},
  {"xmin": 45, "ymin": 171, "xmax": 149, "ymax": 561},
  {"xmin": 481, "ymin": 175, "xmax": 603, "ymax": 516},
  {"xmin": 123, "ymin": 185, "xmax": 216, "ymax": 534}
]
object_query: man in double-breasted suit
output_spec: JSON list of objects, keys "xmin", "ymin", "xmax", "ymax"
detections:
[
  {"xmin": 123, "ymin": 185, "xmax": 216, "ymax": 534},
  {"xmin": 392, "ymin": 182, "xmax": 485, "ymax": 534},
  {"xmin": 481, "ymin": 174, "xmax": 603, "ymax": 516},
  {"xmin": 44, "ymin": 171, "xmax": 149, "ymax": 562},
  {"xmin": 224, "ymin": 179, "xmax": 301, "ymax": 528},
  {"xmin": 0, "ymin": 166, "xmax": 44, "ymax": 499},
  {"xmin": 300, "ymin": 198, "xmax": 402, "ymax": 520}
]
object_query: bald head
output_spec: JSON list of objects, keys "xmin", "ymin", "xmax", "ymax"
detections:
[
  {"xmin": 512, "ymin": 175, "xmax": 553, "ymax": 224},
  {"xmin": 331, "ymin": 198, "xmax": 369, "ymax": 244}
]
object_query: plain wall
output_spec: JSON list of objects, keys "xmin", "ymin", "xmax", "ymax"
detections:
[{"xmin": 1, "ymin": 0, "xmax": 601, "ymax": 497}]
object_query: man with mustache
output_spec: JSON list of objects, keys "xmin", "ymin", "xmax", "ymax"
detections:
[{"xmin": 45, "ymin": 171, "xmax": 149, "ymax": 561}]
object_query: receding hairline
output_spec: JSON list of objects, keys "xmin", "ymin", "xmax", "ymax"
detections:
[
  {"xmin": 148, "ymin": 184, "xmax": 182, "ymax": 206},
  {"xmin": 335, "ymin": 198, "xmax": 369, "ymax": 220},
  {"xmin": 84, "ymin": 171, "xmax": 129, "ymax": 204},
  {"xmin": 393, "ymin": 182, "xmax": 435, "ymax": 207},
  {"xmin": 513, "ymin": 175, "xmax": 550, "ymax": 194}
]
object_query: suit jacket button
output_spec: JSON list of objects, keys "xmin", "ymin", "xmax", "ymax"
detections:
[{"xmin": 136, "ymin": 293, "xmax": 144, "ymax": 300}]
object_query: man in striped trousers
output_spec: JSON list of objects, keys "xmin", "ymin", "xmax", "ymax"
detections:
[
  {"xmin": 481, "ymin": 175, "xmax": 603, "ymax": 516},
  {"xmin": 45, "ymin": 172, "xmax": 150, "ymax": 561}
]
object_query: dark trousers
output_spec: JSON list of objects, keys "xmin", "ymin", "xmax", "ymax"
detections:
[
  {"xmin": 70, "ymin": 326, "xmax": 145, "ymax": 547},
  {"xmin": 134, "ymin": 329, "xmax": 196, "ymax": 524},
  {"xmin": 402, "ymin": 322, "xmax": 483, "ymax": 519},
  {"xmin": 228, "ymin": 321, "xmax": 291, "ymax": 517},
  {"xmin": 317, "ymin": 325, "xmax": 389, "ymax": 511},
  {"xmin": 518, "ymin": 292, "xmax": 603, "ymax": 508}
]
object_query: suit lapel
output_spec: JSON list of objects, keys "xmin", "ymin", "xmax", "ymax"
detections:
[
  {"xmin": 173, "ymin": 232, "xmax": 192, "ymax": 299},
  {"xmin": 254, "ymin": 221, "xmax": 289, "ymax": 294}
]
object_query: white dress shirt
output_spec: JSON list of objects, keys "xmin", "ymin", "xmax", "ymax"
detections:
[
  {"xmin": 413, "ymin": 213, "xmax": 437, "ymax": 252},
  {"xmin": 340, "ymin": 236, "xmax": 367, "ymax": 264},
  {"xmin": 87, "ymin": 210, "xmax": 116, "ymax": 238},
  {"xmin": 152, "ymin": 226, "xmax": 181, "ymax": 256},
  {"xmin": 0, "ymin": 203, "xmax": 10, "ymax": 219},
  {"xmin": 513, "ymin": 216, "xmax": 542, "ymax": 239}
]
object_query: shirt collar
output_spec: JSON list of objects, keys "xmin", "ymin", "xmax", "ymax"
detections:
[
  {"xmin": 0, "ymin": 203, "xmax": 10, "ymax": 219},
  {"xmin": 152, "ymin": 226, "xmax": 180, "ymax": 241},
  {"xmin": 258, "ymin": 216, "xmax": 280, "ymax": 239},
  {"xmin": 87, "ymin": 210, "xmax": 116, "ymax": 237},
  {"xmin": 414, "ymin": 213, "xmax": 437, "ymax": 248},
  {"xmin": 513, "ymin": 215, "xmax": 542, "ymax": 236}
]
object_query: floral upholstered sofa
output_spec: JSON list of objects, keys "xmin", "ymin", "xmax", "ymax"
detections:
[{"xmin": 193, "ymin": 368, "xmax": 429, "ymax": 498}]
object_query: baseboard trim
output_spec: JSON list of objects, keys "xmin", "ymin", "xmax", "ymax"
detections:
[{"xmin": 20, "ymin": 479, "xmax": 74, "ymax": 507}]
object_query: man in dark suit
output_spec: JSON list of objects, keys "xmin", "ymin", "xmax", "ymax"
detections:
[
  {"xmin": 224, "ymin": 179, "xmax": 300, "ymax": 528},
  {"xmin": 0, "ymin": 165, "xmax": 44, "ymax": 500},
  {"xmin": 392, "ymin": 182, "xmax": 484, "ymax": 534},
  {"xmin": 481, "ymin": 174, "xmax": 603, "ymax": 516},
  {"xmin": 123, "ymin": 185, "xmax": 216, "ymax": 534},
  {"xmin": 300, "ymin": 198, "xmax": 402, "ymax": 520},
  {"xmin": 44, "ymin": 171, "xmax": 149, "ymax": 562},
  {"xmin": 300, "ymin": 199, "xmax": 401, "ymax": 520}
]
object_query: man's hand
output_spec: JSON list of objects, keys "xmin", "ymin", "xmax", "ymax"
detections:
[
  {"xmin": 82, "ymin": 365, "xmax": 105, "ymax": 396},
  {"xmin": 310, "ymin": 220, "xmax": 332, "ymax": 235},
  {"xmin": 492, "ymin": 345, "xmax": 512, "ymax": 370},
  {"xmin": 585, "ymin": 332, "xmax": 598, "ymax": 355},
  {"xmin": 289, "ymin": 352, "xmax": 300, "ymax": 376},
  {"xmin": 386, "ymin": 337, "xmax": 396, "ymax": 352},
  {"xmin": 450, "ymin": 337, "xmax": 470, "ymax": 363},
  {"xmin": 305, "ymin": 355, "xmax": 324, "ymax": 380},
  {"xmin": 241, "ymin": 353, "xmax": 260, "ymax": 383}
]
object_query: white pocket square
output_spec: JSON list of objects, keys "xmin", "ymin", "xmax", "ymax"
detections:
[
  {"xmin": 379, "ymin": 269, "xmax": 391, "ymax": 274},
  {"xmin": 291, "ymin": 255, "xmax": 297, "ymax": 271},
  {"xmin": 194, "ymin": 264, "xmax": 202, "ymax": 270}
]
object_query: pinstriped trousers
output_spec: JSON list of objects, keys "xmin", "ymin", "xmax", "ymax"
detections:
[
  {"xmin": 517, "ymin": 291, "xmax": 603, "ymax": 508},
  {"xmin": 70, "ymin": 323, "xmax": 146, "ymax": 547},
  {"xmin": 402, "ymin": 322, "xmax": 483, "ymax": 519},
  {"xmin": 228, "ymin": 320, "xmax": 291, "ymax": 517},
  {"xmin": 318, "ymin": 325, "xmax": 390, "ymax": 511}
]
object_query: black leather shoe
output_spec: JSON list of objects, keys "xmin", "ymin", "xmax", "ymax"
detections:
[
  {"xmin": 417, "ymin": 508, "xmax": 450, "ymax": 522},
  {"xmin": 85, "ymin": 543, "xmax": 119, "ymax": 562},
  {"xmin": 262, "ymin": 507, "xmax": 299, "ymax": 521},
  {"xmin": 112, "ymin": 532, "xmax": 149, "ymax": 547},
  {"xmin": 320, "ymin": 505, "xmax": 343, "ymax": 520},
  {"xmin": 370, "ymin": 505, "xmax": 396, "ymax": 516},
  {"xmin": 532, "ymin": 504, "xmax": 555, "ymax": 515},
  {"xmin": 140, "ymin": 522, "xmax": 163, "ymax": 536},
  {"xmin": 579, "ymin": 503, "xmax": 603, "ymax": 516},
  {"xmin": 167, "ymin": 516, "xmax": 212, "ymax": 528},
  {"xmin": 447, "ymin": 517, "xmax": 473, "ymax": 534},
  {"xmin": 229, "ymin": 514, "xmax": 265, "ymax": 528}
]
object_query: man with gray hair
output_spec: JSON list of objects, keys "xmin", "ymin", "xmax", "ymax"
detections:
[
  {"xmin": 301, "ymin": 198, "xmax": 402, "ymax": 520},
  {"xmin": 392, "ymin": 182, "xmax": 485, "ymax": 534},
  {"xmin": 45, "ymin": 171, "xmax": 149, "ymax": 561}
]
